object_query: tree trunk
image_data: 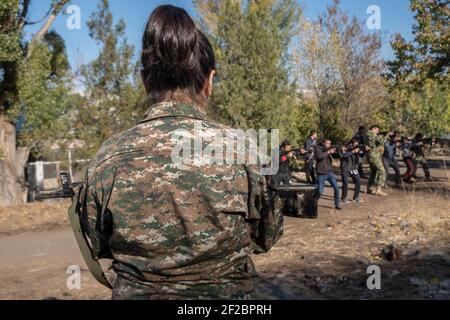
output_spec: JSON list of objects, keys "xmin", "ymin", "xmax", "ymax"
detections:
[
  {"xmin": 26, "ymin": 0, "xmax": 70, "ymax": 59},
  {"xmin": 0, "ymin": 117, "xmax": 28, "ymax": 207}
]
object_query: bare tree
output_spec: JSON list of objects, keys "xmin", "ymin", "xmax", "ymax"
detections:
[
  {"xmin": 321, "ymin": 1, "xmax": 387, "ymax": 127},
  {"xmin": 294, "ymin": 0, "xmax": 387, "ymax": 139}
]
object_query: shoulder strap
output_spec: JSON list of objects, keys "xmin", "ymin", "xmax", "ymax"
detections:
[{"xmin": 68, "ymin": 186, "xmax": 112, "ymax": 289}]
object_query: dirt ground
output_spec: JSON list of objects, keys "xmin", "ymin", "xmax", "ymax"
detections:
[{"xmin": 0, "ymin": 158, "xmax": 449, "ymax": 300}]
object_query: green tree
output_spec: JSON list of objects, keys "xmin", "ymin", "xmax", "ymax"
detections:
[
  {"xmin": 1, "ymin": 0, "xmax": 71, "ymax": 151},
  {"xmin": 294, "ymin": 0, "xmax": 386, "ymax": 142},
  {"xmin": 279, "ymin": 97, "xmax": 319, "ymax": 145},
  {"xmin": 194, "ymin": 0, "xmax": 301, "ymax": 135},
  {"xmin": 383, "ymin": 79, "xmax": 450, "ymax": 136},
  {"xmin": 387, "ymin": 0, "xmax": 449, "ymax": 85},
  {"xmin": 293, "ymin": 15, "xmax": 341, "ymax": 141},
  {"xmin": 74, "ymin": 0, "xmax": 145, "ymax": 157},
  {"xmin": 0, "ymin": 0, "xmax": 70, "ymax": 206},
  {"xmin": 384, "ymin": 0, "xmax": 450, "ymax": 137},
  {"xmin": 14, "ymin": 39, "xmax": 72, "ymax": 152},
  {"xmin": 0, "ymin": 0, "xmax": 23, "ymax": 111}
]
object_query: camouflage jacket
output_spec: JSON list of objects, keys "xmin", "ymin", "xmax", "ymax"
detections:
[
  {"xmin": 366, "ymin": 132, "xmax": 385, "ymax": 160},
  {"xmin": 288, "ymin": 156, "xmax": 304, "ymax": 172},
  {"xmin": 80, "ymin": 100, "xmax": 283, "ymax": 300}
]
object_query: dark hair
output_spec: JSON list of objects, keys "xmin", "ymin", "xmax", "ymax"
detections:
[
  {"xmin": 322, "ymin": 138, "xmax": 331, "ymax": 144},
  {"xmin": 358, "ymin": 126, "xmax": 366, "ymax": 132},
  {"xmin": 370, "ymin": 125, "xmax": 380, "ymax": 130},
  {"xmin": 281, "ymin": 140, "xmax": 291, "ymax": 148},
  {"xmin": 389, "ymin": 130, "xmax": 399, "ymax": 138},
  {"xmin": 309, "ymin": 130, "xmax": 317, "ymax": 137},
  {"xmin": 141, "ymin": 5, "xmax": 216, "ymax": 103}
]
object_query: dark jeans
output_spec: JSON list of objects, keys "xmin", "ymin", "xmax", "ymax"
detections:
[
  {"xmin": 305, "ymin": 160, "xmax": 317, "ymax": 184},
  {"xmin": 341, "ymin": 171, "xmax": 361, "ymax": 201},
  {"xmin": 357, "ymin": 155, "xmax": 365, "ymax": 177},
  {"xmin": 382, "ymin": 157, "xmax": 401, "ymax": 185},
  {"xmin": 403, "ymin": 157, "xmax": 415, "ymax": 182},
  {"xmin": 318, "ymin": 172, "xmax": 340, "ymax": 208}
]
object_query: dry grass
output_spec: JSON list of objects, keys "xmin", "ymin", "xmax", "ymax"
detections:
[
  {"xmin": 0, "ymin": 160, "xmax": 448, "ymax": 299},
  {"xmin": 0, "ymin": 200, "xmax": 70, "ymax": 235},
  {"xmin": 253, "ymin": 166, "xmax": 450, "ymax": 299}
]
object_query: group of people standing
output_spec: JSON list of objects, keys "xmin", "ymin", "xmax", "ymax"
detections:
[{"xmin": 279, "ymin": 126, "xmax": 433, "ymax": 211}]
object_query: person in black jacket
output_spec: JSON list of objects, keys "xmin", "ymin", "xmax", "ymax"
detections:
[
  {"xmin": 276, "ymin": 140, "xmax": 292, "ymax": 185},
  {"xmin": 274, "ymin": 140, "xmax": 304, "ymax": 186},
  {"xmin": 316, "ymin": 139, "xmax": 342, "ymax": 210},
  {"xmin": 341, "ymin": 139, "xmax": 363, "ymax": 204},
  {"xmin": 402, "ymin": 137, "xmax": 415, "ymax": 183},
  {"xmin": 383, "ymin": 133, "xmax": 401, "ymax": 187},
  {"xmin": 304, "ymin": 130, "xmax": 318, "ymax": 184},
  {"xmin": 353, "ymin": 126, "xmax": 368, "ymax": 178}
]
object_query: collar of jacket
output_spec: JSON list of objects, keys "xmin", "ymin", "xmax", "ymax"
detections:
[{"xmin": 139, "ymin": 100, "xmax": 208, "ymax": 124}]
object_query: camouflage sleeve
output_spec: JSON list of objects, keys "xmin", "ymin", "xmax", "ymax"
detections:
[
  {"xmin": 367, "ymin": 133, "xmax": 383, "ymax": 150},
  {"xmin": 366, "ymin": 133, "xmax": 375, "ymax": 149},
  {"xmin": 288, "ymin": 156, "xmax": 304, "ymax": 172},
  {"xmin": 79, "ymin": 163, "xmax": 114, "ymax": 259},
  {"xmin": 377, "ymin": 135, "xmax": 387, "ymax": 153},
  {"xmin": 244, "ymin": 165, "xmax": 284, "ymax": 254}
]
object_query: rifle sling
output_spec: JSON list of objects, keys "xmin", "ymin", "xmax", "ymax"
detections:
[{"xmin": 68, "ymin": 187, "xmax": 112, "ymax": 289}]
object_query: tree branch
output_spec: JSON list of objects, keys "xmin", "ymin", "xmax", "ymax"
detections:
[
  {"xmin": 24, "ymin": 6, "xmax": 53, "ymax": 26},
  {"xmin": 18, "ymin": 0, "xmax": 31, "ymax": 29},
  {"xmin": 26, "ymin": 0, "xmax": 70, "ymax": 60}
]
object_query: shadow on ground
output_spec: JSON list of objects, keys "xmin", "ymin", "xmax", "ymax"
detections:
[{"xmin": 257, "ymin": 244, "xmax": 450, "ymax": 300}]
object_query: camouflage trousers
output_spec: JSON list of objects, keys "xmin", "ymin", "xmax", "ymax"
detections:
[
  {"xmin": 111, "ymin": 273, "xmax": 257, "ymax": 300},
  {"xmin": 413, "ymin": 155, "xmax": 430, "ymax": 179},
  {"xmin": 368, "ymin": 153, "xmax": 386, "ymax": 187}
]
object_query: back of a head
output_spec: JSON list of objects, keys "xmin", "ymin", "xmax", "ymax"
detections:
[{"xmin": 141, "ymin": 5, "xmax": 216, "ymax": 103}]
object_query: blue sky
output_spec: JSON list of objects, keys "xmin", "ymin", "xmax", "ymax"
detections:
[{"xmin": 25, "ymin": 0, "xmax": 415, "ymax": 70}]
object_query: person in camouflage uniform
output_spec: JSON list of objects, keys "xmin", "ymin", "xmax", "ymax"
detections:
[
  {"xmin": 366, "ymin": 125, "xmax": 387, "ymax": 196},
  {"xmin": 79, "ymin": 5, "xmax": 283, "ymax": 300},
  {"xmin": 411, "ymin": 133, "xmax": 431, "ymax": 181}
]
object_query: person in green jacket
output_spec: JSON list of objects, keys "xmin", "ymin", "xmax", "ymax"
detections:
[{"xmin": 366, "ymin": 125, "xmax": 388, "ymax": 196}]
